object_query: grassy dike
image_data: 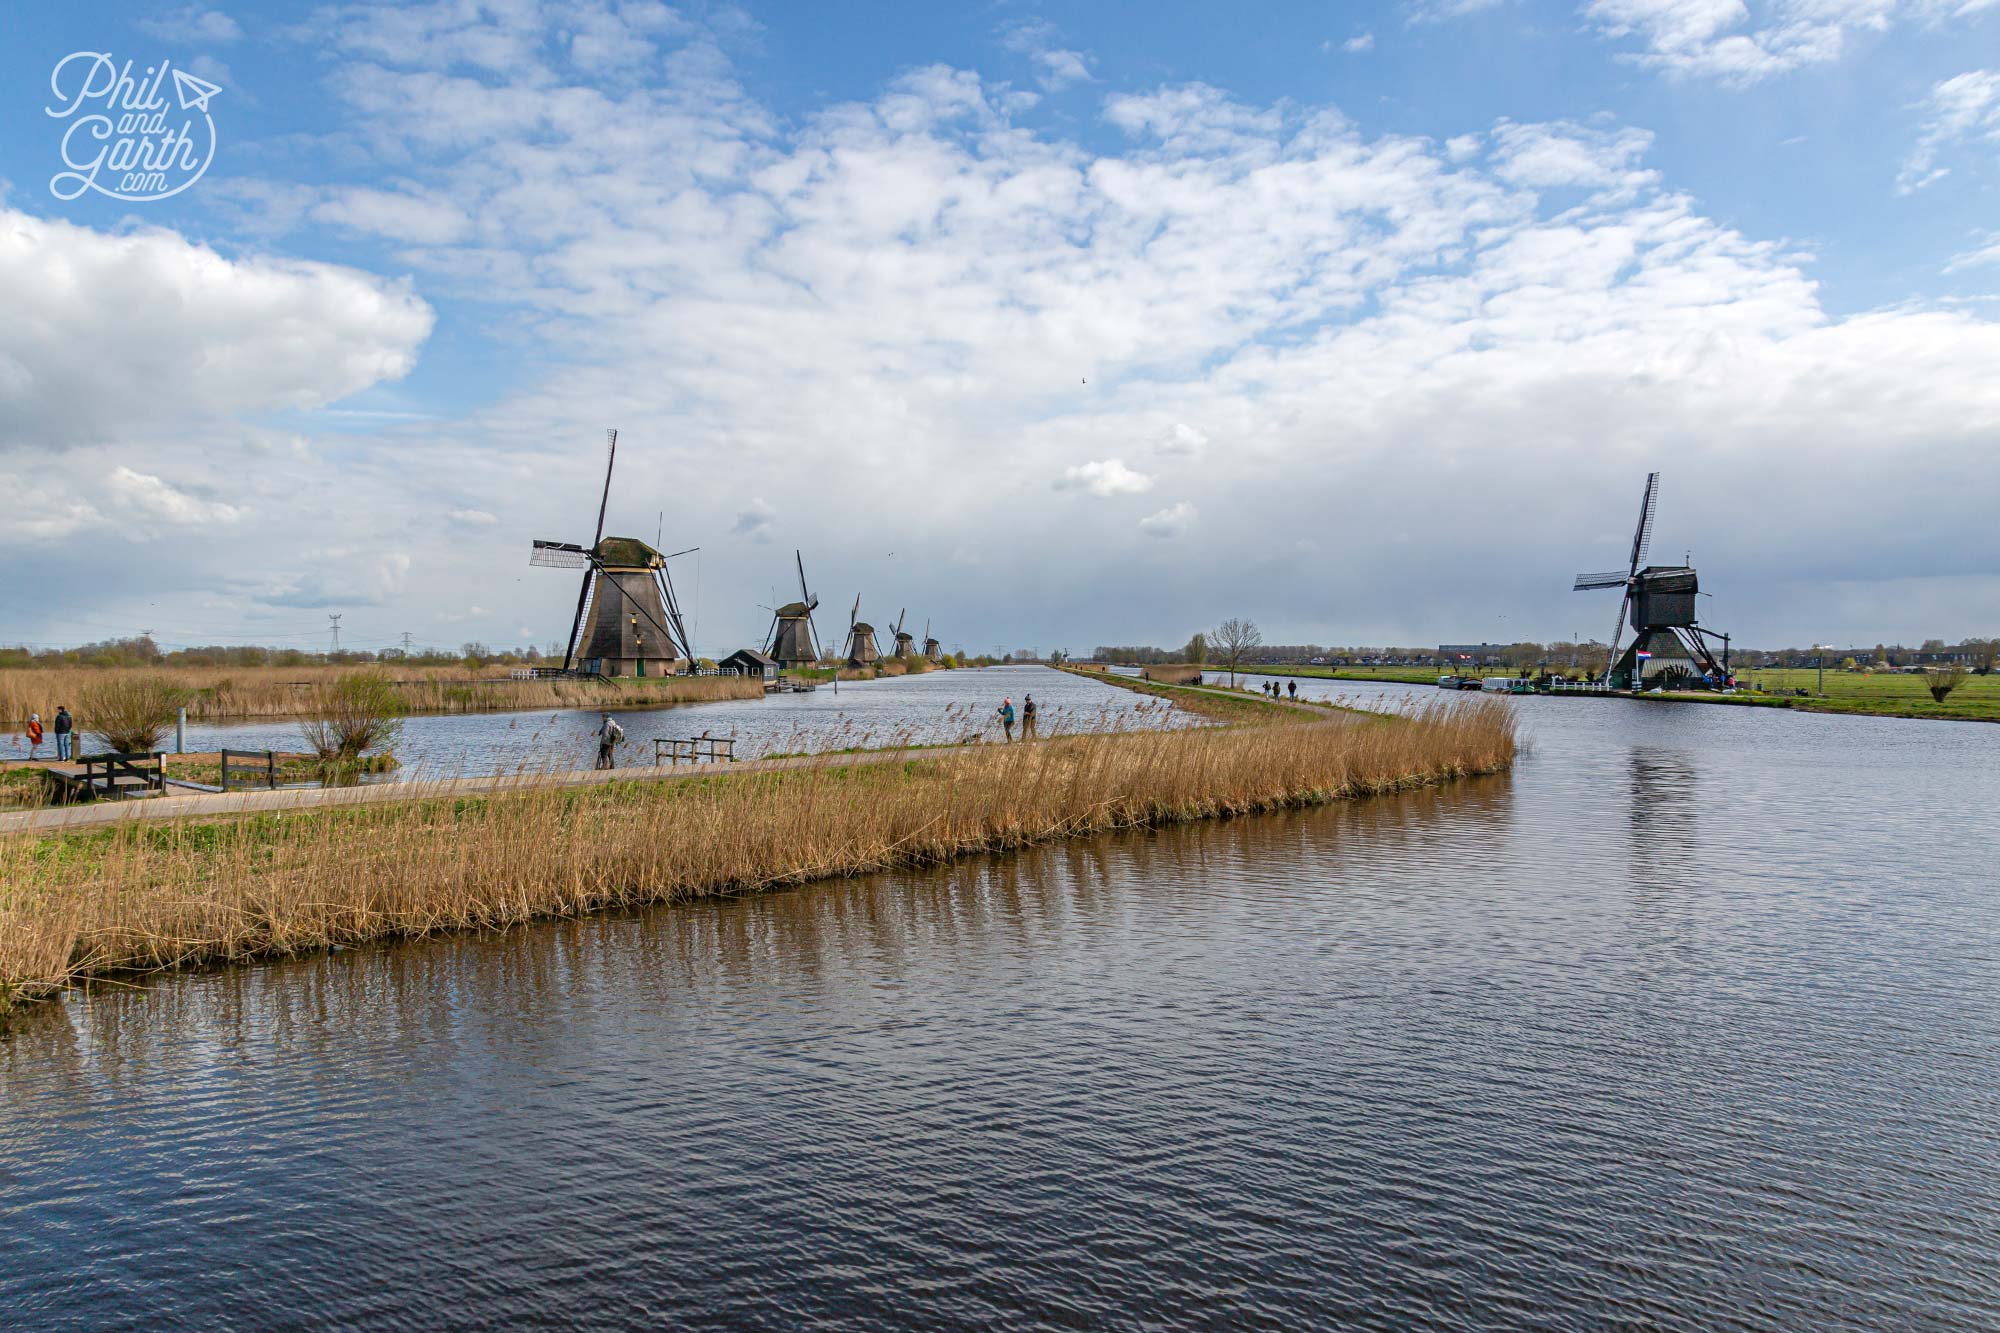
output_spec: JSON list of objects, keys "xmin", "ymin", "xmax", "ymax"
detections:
[{"xmin": 0, "ymin": 694, "xmax": 1516, "ymax": 1011}]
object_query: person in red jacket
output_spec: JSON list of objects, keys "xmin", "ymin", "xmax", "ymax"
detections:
[{"xmin": 25, "ymin": 711, "xmax": 44, "ymax": 760}]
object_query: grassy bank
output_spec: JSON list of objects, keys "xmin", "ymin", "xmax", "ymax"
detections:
[
  {"xmin": 1066, "ymin": 666, "xmax": 1324, "ymax": 723},
  {"xmin": 0, "ymin": 666, "xmax": 764, "ymax": 729},
  {"xmin": 0, "ymin": 701, "xmax": 1515, "ymax": 1008}
]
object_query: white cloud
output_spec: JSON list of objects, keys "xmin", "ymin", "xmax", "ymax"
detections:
[
  {"xmin": 1899, "ymin": 69, "xmax": 2000, "ymax": 193},
  {"xmin": 104, "ymin": 467, "xmax": 245, "ymax": 527},
  {"xmin": 0, "ymin": 208, "xmax": 433, "ymax": 452},
  {"xmin": 1055, "ymin": 459, "xmax": 1156, "ymax": 496},
  {"xmin": 447, "ymin": 508, "xmax": 499, "ymax": 526},
  {"xmin": 1945, "ymin": 232, "xmax": 2000, "ymax": 271},
  {"xmin": 1157, "ymin": 423, "xmax": 1210, "ymax": 456},
  {"xmin": 255, "ymin": 550, "xmax": 412, "ymax": 609},
  {"xmin": 1139, "ymin": 501, "xmax": 1196, "ymax": 538},
  {"xmin": 998, "ymin": 18, "xmax": 1094, "ymax": 90},
  {"xmin": 137, "ymin": 5, "xmax": 243, "ymax": 44},
  {"xmin": 1490, "ymin": 120, "xmax": 1657, "ymax": 190},
  {"xmin": 1576, "ymin": 0, "xmax": 1998, "ymax": 84},
  {"xmin": 731, "ymin": 497, "xmax": 777, "ymax": 539},
  {"xmin": 1344, "ymin": 33, "xmax": 1378, "ymax": 52},
  {"xmin": 312, "ymin": 186, "xmax": 472, "ymax": 243},
  {"xmin": 9, "ymin": 6, "xmax": 1999, "ymax": 652}
]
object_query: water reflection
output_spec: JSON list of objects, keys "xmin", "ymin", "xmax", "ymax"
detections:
[{"xmin": 4, "ymin": 690, "xmax": 2000, "ymax": 1330}]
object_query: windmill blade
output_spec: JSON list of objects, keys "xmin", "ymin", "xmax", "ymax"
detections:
[
  {"xmin": 562, "ymin": 568, "xmax": 596, "ymax": 671},
  {"xmin": 591, "ymin": 429, "xmax": 618, "ymax": 552},
  {"xmin": 530, "ymin": 540, "xmax": 592, "ymax": 569},
  {"xmin": 1603, "ymin": 587, "xmax": 1632, "ymax": 685},
  {"xmin": 850, "ymin": 594, "xmax": 860, "ymax": 629},
  {"xmin": 1627, "ymin": 471, "xmax": 1659, "ymax": 575},
  {"xmin": 796, "ymin": 550, "xmax": 810, "ymax": 604},
  {"xmin": 649, "ymin": 567, "xmax": 698, "ymax": 665},
  {"xmin": 1572, "ymin": 570, "xmax": 1628, "ymax": 591}
]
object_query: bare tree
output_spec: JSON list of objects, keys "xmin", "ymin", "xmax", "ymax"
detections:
[
  {"xmin": 1183, "ymin": 632, "xmax": 1208, "ymax": 666},
  {"xmin": 1211, "ymin": 618, "xmax": 1262, "ymax": 688},
  {"xmin": 1926, "ymin": 663, "xmax": 1969, "ymax": 704}
]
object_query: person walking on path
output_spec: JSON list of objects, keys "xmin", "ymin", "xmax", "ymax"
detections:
[
  {"xmin": 25, "ymin": 712, "xmax": 44, "ymax": 760},
  {"xmin": 595, "ymin": 713, "xmax": 625, "ymax": 770},
  {"xmin": 53, "ymin": 705, "xmax": 73, "ymax": 761},
  {"xmin": 1021, "ymin": 694, "xmax": 1038, "ymax": 740},
  {"xmin": 1287, "ymin": 681, "xmax": 1297, "ymax": 701},
  {"xmin": 998, "ymin": 697, "xmax": 1016, "ymax": 742}
]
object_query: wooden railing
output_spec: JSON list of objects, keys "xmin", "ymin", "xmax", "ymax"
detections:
[
  {"xmin": 220, "ymin": 748, "xmax": 278, "ymax": 790},
  {"xmin": 653, "ymin": 736, "xmax": 737, "ymax": 766}
]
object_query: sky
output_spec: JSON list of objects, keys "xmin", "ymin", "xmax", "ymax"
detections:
[{"xmin": 1, "ymin": 0, "xmax": 1996, "ymax": 658}]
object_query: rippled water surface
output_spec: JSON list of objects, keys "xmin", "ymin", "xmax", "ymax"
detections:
[
  {"xmin": 4, "ymin": 679, "xmax": 1999, "ymax": 1330},
  {"xmin": 174, "ymin": 663, "xmax": 1185, "ymax": 778}
]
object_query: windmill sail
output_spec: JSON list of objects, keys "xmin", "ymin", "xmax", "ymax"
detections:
[
  {"xmin": 1571, "ymin": 470, "xmax": 1729, "ymax": 690},
  {"xmin": 530, "ymin": 429, "xmax": 694, "ymax": 675},
  {"xmin": 763, "ymin": 550, "xmax": 822, "ymax": 664}
]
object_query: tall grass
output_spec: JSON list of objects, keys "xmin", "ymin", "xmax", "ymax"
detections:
[
  {"xmin": 77, "ymin": 677, "xmax": 192, "ymax": 753},
  {"xmin": 0, "ymin": 666, "xmax": 762, "ymax": 728},
  {"xmin": 0, "ymin": 701, "xmax": 1514, "ymax": 1006}
]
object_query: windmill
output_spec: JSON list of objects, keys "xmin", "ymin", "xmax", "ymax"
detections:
[
  {"xmin": 763, "ymin": 551, "xmax": 821, "ymax": 666},
  {"xmin": 922, "ymin": 619, "xmax": 941, "ymax": 663},
  {"xmin": 530, "ymin": 430, "xmax": 697, "ymax": 676},
  {"xmin": 842, "ymin": 595, "xmax": 880, "ymax": 667},
  {"xmin": 1572, "ymin": 472, "xmax": 1731, "ymax": 691},
  {"xmin": 890, "ymin": 608, "xmax": 916, "ymax": 659}
]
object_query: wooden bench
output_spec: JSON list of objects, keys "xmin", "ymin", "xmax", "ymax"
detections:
[{"xmin": 43, "ymin": 751, "xmax": 166, "ymax": 802}]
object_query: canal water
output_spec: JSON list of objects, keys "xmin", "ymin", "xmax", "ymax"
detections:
[
  {"xmin": 3, "ymin": 677, "xmax": 1998, "ymax": 1329},
  {"xmin": 173, "ymin": 664, "xmax": 1189, "ymax": 779}
]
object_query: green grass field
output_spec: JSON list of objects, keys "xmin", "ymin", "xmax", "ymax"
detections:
[{"xmin": 1734, "ymin": 669, "xmax": 2000, "ymax": 723}]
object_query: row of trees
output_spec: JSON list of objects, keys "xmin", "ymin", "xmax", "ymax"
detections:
[
  {"xmin": 0, "ymin": 636, "xmax": 557, "ymax": 672},
  {"xmin": 1095, "ymin": 636, "xmax": 1609, "ymax": 671},
  {"xmin": 1094, "ymin": 635, "xmax": 2000, "ymax": 674}
]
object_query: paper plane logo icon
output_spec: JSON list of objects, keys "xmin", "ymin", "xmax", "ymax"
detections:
[{"xmin": 172, "ymin": 67, "xmax": 222, "ymax": 113}]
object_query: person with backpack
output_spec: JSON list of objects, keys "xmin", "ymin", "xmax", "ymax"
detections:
[
  {"xmin": 595, "ymin": 713, "xmax": 625, "ymax": 769},
  {"xmin": 25, "ymin": 711, "xmax": 43, "ymax": 760},
  {"xmin": 53, "ymin": 705, "xmax": 73, "ymax": 760},
  {"xmin": 1021, "ymin": 694, "xmax": 1038, "ymax": 739},
  {"xmin": 998, "ymin": 697, "xmax": 1016, "ymax": 741}
]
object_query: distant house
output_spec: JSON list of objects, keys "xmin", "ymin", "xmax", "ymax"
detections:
[
  {"xmin": 1439, "ymin": 643, "xmax": 1506, "ymax": 667},
  {"xmin": 720, "ymin": 648, "xmax": 779, "ymax": 683}
]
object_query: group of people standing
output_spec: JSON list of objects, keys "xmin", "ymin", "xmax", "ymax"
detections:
[
  {"xmin": 1259, "ymin": 680, "xmax": 1298, "ymax": 701},
  {"xmin": 19, "ymin": 706, "xmax": 75, "ymax": 761},
  {"xmin": 996, "ymin": 694, "xmax": 1037, "ymax": 741}
]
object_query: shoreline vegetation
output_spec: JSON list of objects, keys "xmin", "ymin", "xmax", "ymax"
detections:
[
  {"xmin": 1149, "ymin": 662, "xmax": 1999, "ymax": 724},
  {"xmin": 0, "ymin": 665, "xmax": 766, "ymax": 730},
  {"xmin": 0, "ymin": 696, "xmax": 1517, "ymax": 1011}
]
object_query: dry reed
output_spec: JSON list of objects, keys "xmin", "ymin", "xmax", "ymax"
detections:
[
  {"xmin": 0, "ymin": 665, "xmax": 762, "ymax": 727},
  {"xmin": 0, "ymin": 702, "xmax": 1514, "ymax": 1006}
]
